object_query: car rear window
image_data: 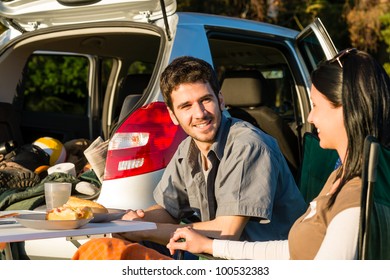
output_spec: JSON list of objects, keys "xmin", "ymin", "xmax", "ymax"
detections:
[{"xmin": 18, "ymin": 53, "xmax": 89, "ymax": 115}]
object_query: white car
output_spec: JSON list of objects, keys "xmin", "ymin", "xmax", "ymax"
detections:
[{"xmin": 0, "ymin": 0, "xmax": 338, "ymax": 259}]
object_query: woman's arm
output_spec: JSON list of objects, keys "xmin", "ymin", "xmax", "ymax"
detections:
[
  {"xmin": 212, "ymin": 239, "xmax": 289, "ymax": 260},
  {"xmin": 167, "ymin": 227, "xmax": 289, "ymax": 259}
]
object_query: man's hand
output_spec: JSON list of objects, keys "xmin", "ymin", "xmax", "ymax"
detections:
[
  {"xmin": 121, "ymin": 209, "xmax": 145, "ymax": 221},
  {"xmin": 113, "ymin": 204, "xmax": 248, "ymax": 248},
  {"xmin": 112, "ymin": 204, "xmax": 179, "ymax": 244}
]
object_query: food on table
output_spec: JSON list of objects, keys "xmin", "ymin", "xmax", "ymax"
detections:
[
  {"xmin": 65, "ymin": 196, "xmax": 108, "ymax": 214},
  {"xmin": 46, "ymin": 205, "xmax": 93, "ymax": 220},
  {"xmin": 0, "ymin": 212, "xmax": 19, "ymax": 219}
]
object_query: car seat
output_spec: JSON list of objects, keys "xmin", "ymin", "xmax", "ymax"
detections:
[
  {"xmin": 358, "ymin": 135, "xmax": 390, "ymax": 260},
  {"xmin": 221, "ymin": 70, "xmax": 300, "ymax": 178},
  {"xmin": 297, "ymin": 132, "xmax": 339, "ymax": 204},
  {"xmin": 115, "ymin": 73, "xmax": 151, "ymax": 121},
  {"xmin": 108, "ymin": 73, "xmax": 151, "ymax": 136}
]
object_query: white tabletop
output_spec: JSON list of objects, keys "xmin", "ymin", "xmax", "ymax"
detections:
[
  {"xmin": 0, "ymin": 220, "xmax": 156, "ymax": 243},
  {"xmin": 0, "ymin": 210, "xmax": 156, "ymax": 243}
]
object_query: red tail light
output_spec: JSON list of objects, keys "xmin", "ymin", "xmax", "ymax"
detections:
[{"xmin": 103, "ymin": 101, "xmax": 187, "ymax": 180}]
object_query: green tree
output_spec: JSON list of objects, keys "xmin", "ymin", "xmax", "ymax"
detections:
[
  {"xmin": 20, "ymin": 55, "xmax": 88, "ymax": 114},
  {"xmin": 177, "ymin": 0, "xmax": 389, "ymax": 69},
  {"xmin": 381, "ymin": 12, "xmax": 390, "ymax": 74},
  {"xmin": 344, "ymin": 0, "xmax": 389, "ymax": 52}
]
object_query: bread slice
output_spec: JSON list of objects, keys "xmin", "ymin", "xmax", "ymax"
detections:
[
  {"xmin": 46, "ymin": 206, "xmax": 93, "ymax": 220},
  {"xmin": 65, "ymin": 196, "xmax": 108, "ymax": 214}
]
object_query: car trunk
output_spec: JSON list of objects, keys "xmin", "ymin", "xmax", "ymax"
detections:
[{"xmin": 0, "ymin": 21, "xmax": 165, "ymax": 145}]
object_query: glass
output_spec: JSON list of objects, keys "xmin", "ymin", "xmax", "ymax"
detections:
[{"xmin": 44, "ymin": 182, "xmax": 72, "ymax": 211}]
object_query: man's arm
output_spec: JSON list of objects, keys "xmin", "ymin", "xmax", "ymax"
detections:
[
  {"xmin": 116, "ymin": 207, "xmax": 249, "ymax": 246},
  {"xmin": 192, "ymin": 215, "xmax": 249, "ymax": 240},
  {"xmin": 113, "ymin": 204, "xmax": 179, "ymax": 243}
]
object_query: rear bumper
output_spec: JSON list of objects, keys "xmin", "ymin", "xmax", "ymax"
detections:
[{"xmin": 97, "ymin": 169, "xmax": 164, "ymax": 210}]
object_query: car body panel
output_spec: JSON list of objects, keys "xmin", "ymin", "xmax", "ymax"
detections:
[
  {"xmin": 0, "ymin": 0, "xmax": 176, "ymax": 29},
  {"xmin": 98, "ymin": 169, "xmax": 163, "ymax": 209}
]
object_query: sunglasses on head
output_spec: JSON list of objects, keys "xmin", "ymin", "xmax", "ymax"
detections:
[{"xmin": 328, "ymin": 48, "xmax": 357, "ymax": 68}]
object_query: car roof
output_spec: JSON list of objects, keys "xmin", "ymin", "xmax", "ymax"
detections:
[
  {"xmin": 0, "ymin": 0, "xmax": 176, "ymax": 30},
  {"xmin": 176, "ymin": 12, "xmax": 299, "ymax": 40},
  {"xmin": 0, "ymin": 0, "xmax": 298, "ymax": 41}
]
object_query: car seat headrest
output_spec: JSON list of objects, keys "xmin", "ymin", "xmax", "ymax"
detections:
[{"xmin": 221, "ymin": 70, "xmax": 270, "ymax": 108}]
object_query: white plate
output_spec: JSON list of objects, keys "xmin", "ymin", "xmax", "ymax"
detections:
[
  {"xmin": 91, "ymin": 209, "xmax": 126, "ymax": 223},
  {"xmin": 15, "ymin": 214, "xmax": 91, "ymax": 230}
]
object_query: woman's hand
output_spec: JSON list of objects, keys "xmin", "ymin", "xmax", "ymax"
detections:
[{"xmin": 166, "ymin": 227, "xmax": 214, "ymax": 256}]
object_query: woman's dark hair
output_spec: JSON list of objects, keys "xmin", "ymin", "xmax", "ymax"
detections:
[
  {"xmin": 159, "ymin": 56, "xmax": 220, "ymax": 111},
  {"xmin": 311, "ymin": 49, "xmax": 390, "ymax": 207}
]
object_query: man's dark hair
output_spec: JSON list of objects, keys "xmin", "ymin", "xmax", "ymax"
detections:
[{"xmin": 160, "ymin": 56, "xmax": 220, "ymax": 111}]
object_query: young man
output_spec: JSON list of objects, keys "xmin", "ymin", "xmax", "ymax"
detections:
[
  {"xmin": 114, "ymin": 56, "xmax": 305, "ymax": 244},
  {"xmin": 73, "ymin": 56, "xmax": 306, "ymax": 260}
]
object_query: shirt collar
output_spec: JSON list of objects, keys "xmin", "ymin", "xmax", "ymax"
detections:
[{"xmin": 209, "ymin": 113, "xmax": 230, "ymax": 161}]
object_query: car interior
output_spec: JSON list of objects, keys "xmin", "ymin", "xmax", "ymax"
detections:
[
  {"xmin": 208, "ymin": 35, "xmax": 307, "ymax": 178},
  {"xmin": 220, "ymin": 69, "xmax": 300, "ymax": 176},
  {"xmin": 0, "ymin": 102, "xmax": 24, "ymax": 145}
]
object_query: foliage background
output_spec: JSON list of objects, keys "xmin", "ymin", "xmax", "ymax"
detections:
[{"xmin": 176, "ymin": 0, "xmax": 390, "ymax": 73}]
